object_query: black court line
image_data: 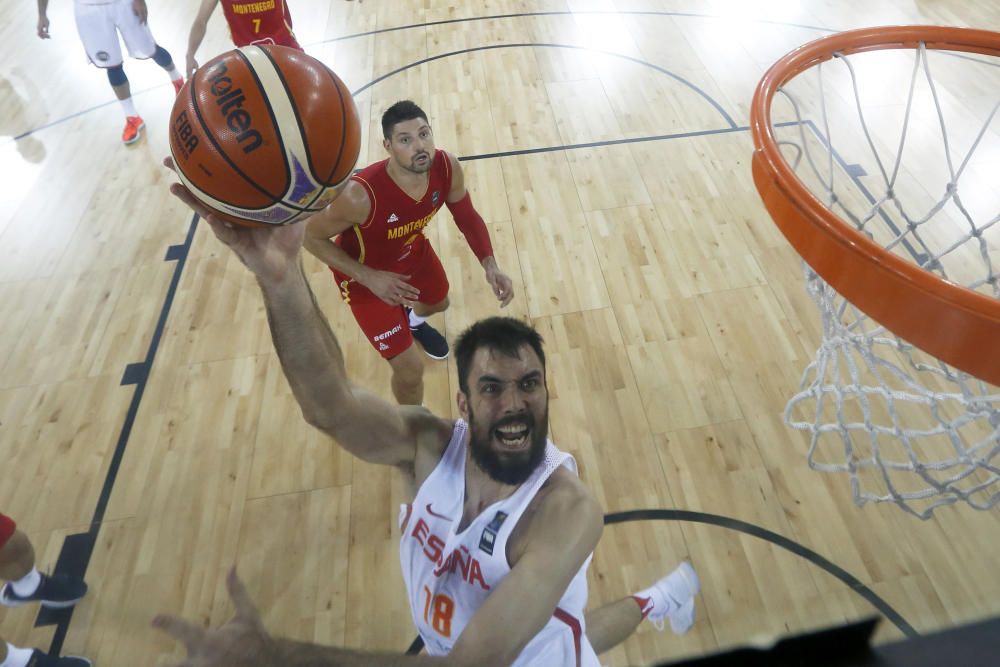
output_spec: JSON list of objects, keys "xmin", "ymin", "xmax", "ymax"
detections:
[
  {"xmin": 351, "ymin": 42, "xmax": 737, "ymax": 129},
  {"xmin": 405, "ymin": 508, "xmax": 916, "ymax": 655},
  {"xmin": 456, "ymin": 122, "xmax": 804, "ymax": 162},
  {"xmin": 3, "ymin": 9, "xmax": 840, "ymax": 143},
  {"xmin": 604, "ymin": 510, "xmax": 917, "ymax": 638},
  {"xmin": 8, "ymin": 83, "xmax": 165, "ymax": 143},
  {"xmin": 320, "ymin": 10, "xmax": 835, "ymax": 45},
  {"xmin": 41, "ymin": 213, "xmax": 200, "ymax": 655}
]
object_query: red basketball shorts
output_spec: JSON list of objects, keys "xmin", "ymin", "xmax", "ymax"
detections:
[
  {"xmin": 0, "ymin": 513, "xmax": 16, "ymax": 550},
  {"xmin": 333, "ymin": 245, "xmax": 450, "ymax": 359}
]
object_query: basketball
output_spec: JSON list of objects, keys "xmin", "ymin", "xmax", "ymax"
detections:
[{"xmin": 169, "ymin": 45, "xmax": 361, "ymax": 227}]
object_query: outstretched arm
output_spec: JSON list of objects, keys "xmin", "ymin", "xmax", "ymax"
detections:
[
  {"xmin": 186, "ymin": 0, "xmax": 219, "ymax": 78},
  {"xmin": 444, "ymin": 153, "xmax": 514, "ymax": 307},
  {"xmin": 155, "ymin": 568, "xmax": 448, "ymax": 666},
  {"xmin": 154, "ymin": 478, "xmax": 603, "ymax": 667},
  {"xmin": 166, "ymin": 165, "xmax": 422, "ymax": 467}
]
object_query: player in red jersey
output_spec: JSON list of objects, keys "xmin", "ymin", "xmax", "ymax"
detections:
[
  {"xmin": 0, "ymin": 513, "xmax": 91, "ymax": 666},
  {"xmin": 303, "ymin": 100, "xmax": 515, "ymax": 405},
  {"xmin": 185, "ymin": 0, "xmax": 324, "ymax": 78}
]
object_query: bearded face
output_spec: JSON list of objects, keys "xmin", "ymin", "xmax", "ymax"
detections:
[
  {"xmin": 459, "ymin": 345, "xmax": 549, "ymax": 486},
  {"xmin": 467, "ymin": 399, "xmax": 548, "ymax": 486}
]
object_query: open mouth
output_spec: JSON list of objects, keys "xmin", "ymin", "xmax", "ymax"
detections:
[
  {"xmin": 414, "ymin": 153, "xmax": 429, "ymax": 165},
  {"xmin": 494, "ymin": 421, "xmax": 531, "ymax": 450}
]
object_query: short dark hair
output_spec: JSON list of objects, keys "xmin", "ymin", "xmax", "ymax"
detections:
[
  {"xmin": 381, "ymin": 100, "xmax": 429, "ymax": 139},
  {"xmin": 454, "ymin": 317, "xmax": 546, "ymax": 394}
]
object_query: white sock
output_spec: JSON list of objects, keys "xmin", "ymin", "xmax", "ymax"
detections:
[
  {"xmin": 408, "ymin": 309, "xmax": 425, "ymax": 328},
  {"xmin": 119, "ymin": 96, "xmax": 139, "ymax": 117},
  {"xmin": 166, "ymin": 66, "xmax": 182, "ymax": 81},
  {"xmin": 9, "ymin": 567, "xmax": 41, "ymax": 597},
  {"xmin": 1, "ymin": 644, "xmax": 34, "ymax": 667}
]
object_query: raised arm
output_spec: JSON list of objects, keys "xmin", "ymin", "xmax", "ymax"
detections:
[
  {"xmin": 166, "ymin": 168, "xmax": 421, "ymax": 467},
  {"xmin": 444, "ymin": 153, "xmax": 514, "ymax": 307},
  {"xmin": 186, "ymin": 0, "xmax": 220, "ymax": 78},
  {"xmin": 303, "ymin": 182, "xmax": 421, "ymax": 306},
  {"xmin": 448, "ymin": 471, "xmax": 603, "ymax": 667}
]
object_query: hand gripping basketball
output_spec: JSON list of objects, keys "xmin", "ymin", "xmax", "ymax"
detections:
[
  {"xmin": 168, "ymin": 45, "xmax": 360, "ymax": 228},
  {"xmin": 166, "ymin": 157, "xmax": 305, "ymax": 286}
]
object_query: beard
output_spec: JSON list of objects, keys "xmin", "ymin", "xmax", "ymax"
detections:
[{"xmin": 467, "ymin": 404, "xmax": 549, "ymax": 486}]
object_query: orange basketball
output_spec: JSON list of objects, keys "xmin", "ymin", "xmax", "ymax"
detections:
[{"xmin": 169, "ymin": 45, "xmax": 361, "ymax": 227}]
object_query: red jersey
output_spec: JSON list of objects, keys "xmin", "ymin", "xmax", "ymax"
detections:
[
  {"xmin": 221, "ymin": 0, "xmax": 301, "ymax": 50},
  {"xmin": 335, "ymin": 150, "xmax": 454, "ymax": 280}
]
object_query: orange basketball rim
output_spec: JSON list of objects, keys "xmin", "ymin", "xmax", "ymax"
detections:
[{"xmin": 750, "ymin": 26, "xmax": 1000, "ymax": 386}]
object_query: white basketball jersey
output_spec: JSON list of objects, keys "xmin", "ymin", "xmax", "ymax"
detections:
[
  {"xmin": 74, "ymin": 0, "xmax": 156, "ymax": 67},
  {"xmin": 399, "ymin": 420, "xmax": 601, "ymax": 667}
]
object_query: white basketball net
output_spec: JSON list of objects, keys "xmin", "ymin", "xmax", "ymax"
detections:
[{"xmin": 771, "ymin": 41, "xmax": 1000, "ymax": 518}]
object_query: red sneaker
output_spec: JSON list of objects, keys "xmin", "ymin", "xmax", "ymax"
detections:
[
  {"xmin": 122, "ymin": 115, "xmax": 145, "ymax": 145},
  {"xmin": 172, "ymin": 78, "xmax": 184, "ymax": 96}
]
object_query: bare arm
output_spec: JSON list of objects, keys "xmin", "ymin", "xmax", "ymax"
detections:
[
  {"xmin": 448, "ymin": 472, "xmax": 604, "ymax": 667},
  {"xmin": 271, "ymin": 640, "xmax": 446, "ymax": 666},
  {"xmin": 303, "ymin": 182, "xmax": 421, "ymax": 306},
  {"xmin": 154, "ymin": 479, "xmax": 603, "ymax": 667},
  {"xmin": 155, "ymin": 568, "xmax": 450, "ymax": 667},
  {"xmin": 186, "ymin": 0, "xmax": 219, "ymax": 78},
  {"xmin": 257, "ymin": 257, "xmax": 424, "ymax": 465},
  {"xmin": 444, "ymin": 153, "xmax": 514, "ymax": 307},
  {"xmin": 165, "ymin": 167, "xmax": 422, "ymax": 467},
  {"xmin": 302, "ymin": 180, "xmax": 372, "ymax": 281}
]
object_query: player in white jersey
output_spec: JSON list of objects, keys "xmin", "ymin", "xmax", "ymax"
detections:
[
  {"xmin": 399, "ymin": 421, "xmax": 603, "ymax": 665},
  {"xmin": 152, "ymin": 176, "xmax": 701, "ymax": 666},
  {"xmin": 36, "ymin": 0, "xmax": 185, "ymax": 144}
]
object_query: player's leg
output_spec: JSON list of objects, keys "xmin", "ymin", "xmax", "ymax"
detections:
[
  {"xmin": 0, "ymin": 524, "xmax": 87, "ymax": 608},
  {"xmin": 585, "ymin": 562, "xmax": 700, "ymax": 654},
  {"xmin": 0, "ymin": 515, "xmax": 91, "ymax": 667},
  {"xmin": 584, "ymin": 597, "xmax": 644, "ymax": 655},
  {"xmin": 407, "ymin": 295, "xmax": 449, "ymax": 361},
  {"xmin": 411, "ymin": 295, "xmax": 450, "ymax": 318},
  {"xmin": 0, "ymin": 515, "xmax": 30, "ymax": 584},
  {"xmin": 151, "ymin": 45, "xmax": 184, "ymax": 95},
  {"xmin": 105, "ymin": 64, "xmax": 146, "ymax": 144},
  {"xmin": 387, "ymin": 345, "xmax": 426, "ymax": 405},
  {"xmin": 73, "ymin": 1, "xmax": 144, "ymax": 144},
  {"xmin": 113, "ymin": 0, "xmax": 183, "ymax": 94},
  {"xmin": 406, "ymin": 246, "xmax": 450, "ymax": 360},
  {"xmin": 347, "ymin": 297, "xmax": 425, "ymax": 404}
]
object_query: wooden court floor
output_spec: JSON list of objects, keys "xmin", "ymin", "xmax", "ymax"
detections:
[{"xmin": 1, "ymin": 1, "xmax": 999, "ymax": 665}]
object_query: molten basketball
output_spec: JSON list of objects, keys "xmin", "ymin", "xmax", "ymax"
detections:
[{"xmin": 169, "ymin": 45, "xmax": 361, "ymax": 226}]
